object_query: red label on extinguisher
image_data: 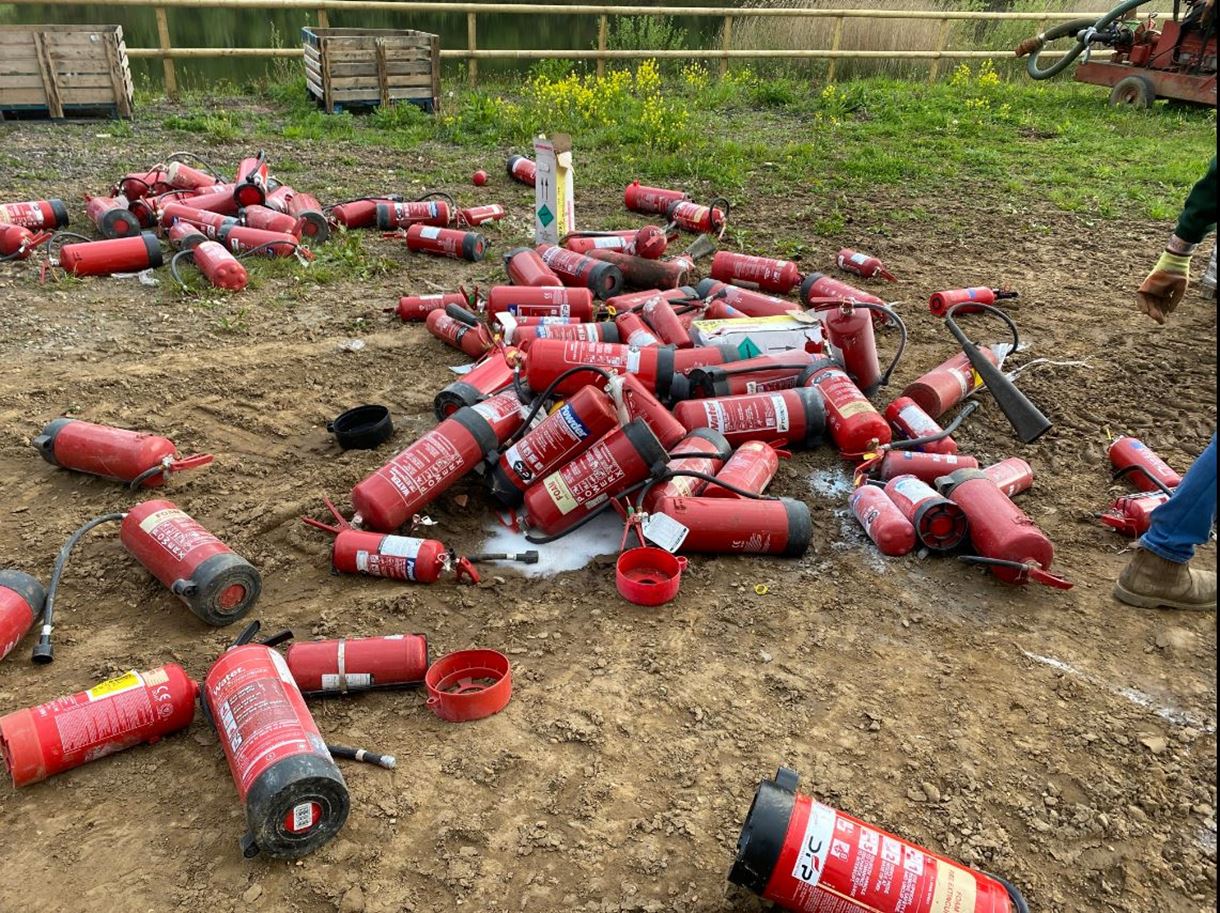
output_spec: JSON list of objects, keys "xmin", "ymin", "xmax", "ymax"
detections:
[
  {"xmin": 0, "ymin": 202, "xmax": 49, "ymax": 228},
  {"xmin": 47, "ymin": 670, "xmax": 160, "ymax": 758},
  {"xmin": 702, "ymin": 394, "xmax": 790, "ymax": 435},
  {"xmin": 139, "ymin": 507, "xmax": 222, "ymax": 562},
  {"xmin": 561, "ymin": 341, "xmax": 641, "ymax": 374}
]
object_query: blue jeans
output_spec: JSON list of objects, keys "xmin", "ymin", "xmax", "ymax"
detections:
[{"xmin": 1141, "ymin": 434, "xmax": 1218, "ymax": 564}]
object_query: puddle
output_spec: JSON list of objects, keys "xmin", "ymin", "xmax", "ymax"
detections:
[{"xmin": 808, "ymin": 464, "xmax": 855, "ymax": 499}]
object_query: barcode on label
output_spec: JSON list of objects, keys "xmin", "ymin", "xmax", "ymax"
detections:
[{"xmin": 292, "ymin": 802, "xmax": 315, "ymax": 832}]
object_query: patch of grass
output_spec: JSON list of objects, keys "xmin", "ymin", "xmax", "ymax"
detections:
[{"xmin": 163, "ymin": 110, "xmax": 243, "ymax": 142}]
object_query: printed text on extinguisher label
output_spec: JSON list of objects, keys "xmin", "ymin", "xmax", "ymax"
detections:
[
  {"xmin": 139, "ymin": 508, "xmax": 222, "ymax": 561},
  {"xmin": 505, "ymin": 404, "xmax": 591, "ymax": 480},
  {"xmin": 898, "ymin": 404, "xmax": 940, "ymax": 437},
  {"xmin": 701, "ymin": 395, "xmax": 790, "ymax": 435},
  {"xmin": 356, "ymin": 535, "xmax": 423, "ymax": 580},
  {"xmin": 382, "ymin": 430, "xmax": 466, "ymax": 506},
  {"xmin": 544, "ymin": 441, "xmax": 625, "ymax": 516},
  {"xmin": 50, "ymin": 670, "xmax": 169, "ymax": 757},
  {"xmin": 891, "ymin": 475, "xmax": 932, "ymax": 508}
]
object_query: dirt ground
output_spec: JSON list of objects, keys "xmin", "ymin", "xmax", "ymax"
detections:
[{"xmin": 0, "ymin": 110, "xmax": 1215, "ymax": 913}]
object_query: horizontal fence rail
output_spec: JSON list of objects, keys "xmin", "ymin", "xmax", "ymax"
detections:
[{"xmin": 6, "ymin": 1, "xmax": 1137, "ymax": 97}]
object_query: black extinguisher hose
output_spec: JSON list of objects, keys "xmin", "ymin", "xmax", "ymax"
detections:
[
  {"xmin": 327, "ymin": 744, "xmax": 397, "ymax": 769},
  {"xmin": 885, "ymin": 400, "xmax": 981, "ymax": 452},
  {"xmin": 851, "ymin": 302, "xmax": 908, "ymax": 387},
  {"xmin": 633, "ymin": 468, "xmax": 777, "ymax": 515},
  {"xmin": 33, "ymin": 512, "xmax": 126, "ymax": 664},
  {"xmin": 165, "ymin": 151, "xmax": 225, "ymax": 181},
  {"xmin": 1111, "ymin": 464, "xmax": 1175, "ymax": 496},
  {"xmin": 503, "ymin": 366, "xmax": 615, "ymax": 447}
]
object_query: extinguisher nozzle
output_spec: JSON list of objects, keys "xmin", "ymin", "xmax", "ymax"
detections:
[{"xmin": 31, "ymin": 634, "xmax": 54, "ymax": 665}]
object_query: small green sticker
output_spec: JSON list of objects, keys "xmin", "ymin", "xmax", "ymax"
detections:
[
  {"xmin": 537, "ymin": 205, "xmax": 554, "ymax": 227},
  {"xmin": 737, "ymin": 338, "xmax": 762, "ymax": 359}
]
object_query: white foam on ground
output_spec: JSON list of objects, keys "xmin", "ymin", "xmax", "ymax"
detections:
[
  {"xmin": 808, "ymin": 465, "xmax": 855, "ymax": 499},
  {"xmin": 478, "ymin": 511, "xmax": 623, "ymax": 578}
]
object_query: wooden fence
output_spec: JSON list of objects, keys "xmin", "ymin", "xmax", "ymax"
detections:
[{"xmin": 8, "ymin": 1, "xmax": 1129, "ymax": 98}]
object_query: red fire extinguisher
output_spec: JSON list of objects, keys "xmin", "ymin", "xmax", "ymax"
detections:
[
  {"xmin": 0, "ymin": 664, "xmax": 198, "ymax": 787},
  {"xmin": 513, "ymin": 322, "xmax": 620, "ymax": 346},
  {"xmin": 274, "ymin": 189, "xmax": 329, "ymax": 241},
  {"xmin": 1108, "ymin": 436, "xmax": 1181, "ymax": 493},
  {"xmin": 56, "ymin": 232, "xmax": 163, "ymax": 277},
  {"xmin": 563, "ymin": 226, "xmax": 668, "ymax": 259},
  {"xmin": 168, "ymin": 222, "xmax": 250, "ymax": 292},
  {"xmin": 587, "ymin": 248, "xmax": 692, "ymax": 291},
  {"xmin": 507, "ymin": 154, "xmax": 537, "ymax": 186},
  {"xmin": 504, "ymin": 246, "xmax": 563, "ymax": 287},
  {"xmin": 983, "ymin": 457, "xmax": 1034, "ymax": 497},
  {"xmin": 928, "ymin": 287, "xmax": 1018, "ymax": 318},
  {"xmin": 425, "ymin": 307, "xmax": 495, "ymax": 358},
  {"xmin": 434, "ymin": 345, "xmax": 521, "ymax": 419},
  {"xmin": 285, "ymin": 634, "xmax": 430, "ymax": 695},
  {"xmin": 536, "ymin": 245, "xmax": 625, "ymax": 299},
  {"xmin": 353, "ymin": 390, "xmax": 526, "ymax": 531},
  {"xmin": 328, "ymin": 195, "xmax": 402, "ymax": 229},
  {"xmin": 849, "ymin": 484, "xmax": 916, "ymax": 556},
  {"xmin": 242, "ymin": 204, "xmax": 302, "ymax": 236},
  {"xmin": 460, "ymin": 204, "xmax": 505, "ymax": 226},
  {"xmin": 160, "ymin": 201, "xmax": 234, "ymax": 236},
  {"xmin": 819, "ymin": 300, "xmax": 906, "ymax": 395},
  {"xmin": 643, "ymin": 429, "xmax": 730, "ymax": 507},
  {"xmin": 884, "ymin": 396, "xmax": 958, "ymax": 455},
  {"xmin": 85, "ymin": 195, "xmax": 141, "ymax": 239},
  {"xmin": 166, "ymin": 160, "xmax": 220, "ymax": 191},
  {"xmin": 939, "ymin": 469, "xmax": 1071, "ymax": 588},
  {"xmin": 640, "ymin": 295, "xmax": 693, "ymax": 348},
  {"xmin": 673, "ymin": 387, "xmax": 826, "ymax": 450},
  {"xmin": 487, "ymin": 285, "xmax": 595, "ymax": 321},
  {"xmin": 836, "ymin": 248, "xmax": 896, "ymax": 282},
  {"xmin": 608, "ymin": 286, "xmax": 696, "ymax": 313},
  {"xmin": 872, "ymin": 450, "xmax": 981, "ymax": 485},
  {"xmin": 702, "ymin": 440, "xmax": 782, "ymax": 498},
  {"xmin": 687, "ymin": 351, "xmax": 818, "ymax": 398},
  {"xmin": 667, "ymin": 197, "xmax": 729, "ymax": 235},
  {"xmin": 730, "ymin": 767, "xmax": 1028, "ymax": 913},
  {"xmin": 115, "ymin": 170, "xmax": 169, "ymax": 200},
  {"xmin": 179, "ymin": 183, "xmax": 240, "ymax": 215},
  {"xmin": 202, "ymin": 629, "xmax": 349, "ymax": 858},
  {"xmin": 0, "ymin": 198, "xmax": 69, "ymax": 230},
  {"xmin": 377, "ymin": 198, "xmax": 454, "ymax": 230},
  {"xmin": 489, "ymin": 385, "xmax": 620, "ymax": 506},
  {"xmin": 1101, "ymin": 491, "xmax": 1170, "ymax": 537},
  {"xmin": 800, "ymin": 272, "xmax": 885, "ymax": 307},
  {"xmin": 522, "ymin": 419, "xmax": 668, "ymax": 539},
  {"xmin": 883, "ymin": 474, "xmax": 969, "ymax": 551},
  {"xmin": 653, "ymin": 495, "xmax": 812, "ymax": 556},
  {"xmin": 711, "ymin": 251, "xmax": 803, "ymax": 295},
  {"xmin": 806, "ymin": 361, "xmax": 892, "ymax": 456},
  {"xmin": 615, "ymin": 311, "xmax": 661, "ymax": 347},
  {"xmin": 392, "ymin": 289, "xmax": 476, "ymax": 322},
  {"xmin": 215, "ymin": 223, "xmax": 302, "ymax": 258},
  {"xmin": 233, "ymin": 151, "xmax": 270, "ymax": 208},
  {"xmin": 624, "ymin": 181, "xmax": 688, "ymax": 215},
  {"xmin": 696, "ymin": 280, "xmax": 798, "ymax": 318},
  {"xmin": 611, "ymin": 373, "xmax": 688, "ymax": 448},
  {"xmin": 302, "ymin": 498, "xmax": 477, "ymax": 583},
  {"xmin": 0, "ymin": 224, "xmax": 50, "ymax": 261},
  {"xmin": 0, "ymin": 570, "xmax": 45, "ymax": 662},
  {"xmin": 406, "ymin": 224, "xmax": 487, "ymax": 261},
  {"xmin": 34, "ymin": 418, "xmax": 214, "ymax": 489},
  {"xmin": 902, "ymin": 347, "xmax": 1000, "ymax": 419}
]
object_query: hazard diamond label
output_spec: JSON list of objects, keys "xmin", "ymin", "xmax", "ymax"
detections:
[{"xmin": 537, "ymin": 204, "xmax": 554, "ymax": 227}]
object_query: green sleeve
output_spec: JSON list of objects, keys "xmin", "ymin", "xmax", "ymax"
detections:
[{"xmin": 1174, "ymin": 156, "xmax": 1218, "ymax": 245}]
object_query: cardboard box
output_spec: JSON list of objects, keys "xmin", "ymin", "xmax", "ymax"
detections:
[
  {"xmin": 691, "ymin": 313, "xmax": 826, "ymax": 359},
  {"xmin": 533, "ymin": 133, "xmax": 575, "ymax": 244}
]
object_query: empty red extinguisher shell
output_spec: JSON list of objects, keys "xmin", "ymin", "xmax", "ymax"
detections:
[
  {"xmin": 884, "ymin": 396, "xmax": 957, "ymax": 455},
  {"xmin": 406, "ymin": 223, "xmax": 487, "ymax": 261},
  {"xmin": 327, "ymin": 528, "xmax": 453, "ymax": 582},
  {"xmin": 667, "ymin": 199, "xmax": 727, "ymax": 235},
  {"xmin": 460, "ymin": 204, "xmax": 505, "ymax": 226},
  {"xmin": 644, "ymin": 428, "xmax": 730, "ymax": 507},
  {"xmin": 203, "ymin": 643, "xmax": 348, "ymax": 858},
  {"xmin": 353, "ymin": 391, "xmax": 526, "ymax": 532},
  {"xmin": 695, "ymin": 280, "xmax": 798, "ymax": 319},
  {"xmin": 836, "ymin": 248, "xmax": 896, "ymax": 282},
  {"xmin": 874, "ymin": 450, "xmax": 980, "ymax": 485},
  {"xmin": 425, "ymin": 308, "xmax": 494, "ymax": 358},
  {"xmin": 0, "ymin": 198, "xmax": 69, "ymax": 230},
  {"xmin": 1102, "ymin": 491, "xmax": 1170, "ymax": 537},
  {"xmin": 612, "ymin": 372, "xmax": 687, "ymax": 449},
  {"xmin": 902, "ymin": 347, "xmax": 999, "ymax": 419},
  {"xmin": 807, "ymin": 361, "xmax": 891, "ymax": 456},
  {"xmin": 86, "ymin": 195, "xmax": 141, "ymax": 239},
  {"xmin": 1109, "ymin": 436, "xmax": 1181, "ymax": 493},
  {"xmin": 166, "ymin": 161, "xmax": 219, "ymax": 191},
  {"xmin": 688, "ymin": 351, "xmax": 817, "ymax": 399},
  {"xmin": 624, "ymin": 181, "xmax": 688, "ymax": 215},
  {"xmin": 216, "ymin": 223, "xmax": 299, "ymax": 257},
  {"xmin": 522, "ymin": 419, "xmax": 668, "ymax": 538},
  {"xmin": 0, "ymin": 664, "xmax": 197, "ymax": 787},
  {"xmin": 928, "ymin": 287, "xmax": 1016, "ymax": 318},
  {"xmin": 983, "ymin": 457, "xmax": 1033, "ymax": 497},
  {"xmin": 730, "ymin": 767, "xmax": 1027, "ymax": 913},
  {"xmin": 711, "ymin": 251, "xmax": 803, "ymax": 295},
  {"xmin": 180, "ymin": 183, "xmax": 241, "ymax": 215},
  {"xmin": 702, "ymin": 440, "xmax": 781, "ymax": 498},
  {"xmin": 282, "ymin": 191, "xmax": 330, "ymax": 241},
  {"xmin": 537, "ymin": 245, "xmax": 624, "ymax": 299},
  {"xmin": 59, "ymin": 233, "xmax": 163, "ymax": 277},
  {"xmin": 377, "ymin": 200, "xmax": 452, "ymax": 230},
  {"xmin": 160, "ymin": 201, "xmax": 236, "ymax": 236},
  {"xmin": 243, "ymin": 204, "xmax": 301, "ymax": 236},
  {"xmin": 615, "ymin": 311, "xmax": 661, "ymax": 347},
  {"xmin": 883, "ymin": 473, "xmax": 969, "ymax": 551},
  {"xmin": 285, "ymin": 635, "xmax": 430, "ymax": 695},
  {"xmin": 487, "ymin": 285, "xmax": 595, "ymax": 320},
  {"xmin": 329, "ymin": 197, "xmax": 399, "ymax": 229},
  {"xmin": 434, "ymin": 346, "xmax": 521, "ymax": 420},
  {"xmin": 120, "ymin": 499, "xmax": 262, "ymax": 625},
  {"xmin": 33, "ymin": 418, "xmax": 213, "ymax": 488},
  {"xmin": 504, "ymin": 247, "xmax": 563, "ymax": 287},
  {"xmin": 655, "ymin": 495, "xmax": 812, "ymax": 556},
  {"xmin": 233, "ymin": 154, "xmax": 269, "ymax": 208},
  {"xmin": 0, "ymin": 571, "xmax": 45, "ymax": 663},
  {"xmin": 673, "ymin": 387, "xmax": 826, "ymax": 450},
  {"xmin": 507, "ymin": 154, "xmax": 537, "ymax": 186},
  {"xmin": 0, "ymin": 224, "xmax": 48, "ymax": 261},
  {"xmin": 489, "ymin": 385, "xmax": 619, "ymax": 506},
  {"xmin": 587, "ymin": 248, "xmax": 691, "ymax": 291},
  {"xmin": 849, "ymin": 484, "xmax": 917, "ymax": 556},
  {"xmin": 394, "ymin": 291, "xmax": 473, "ymax": 322},
  {"xmin": 641, "ymin": 295, "xmax": 693, "ymax": 348}
]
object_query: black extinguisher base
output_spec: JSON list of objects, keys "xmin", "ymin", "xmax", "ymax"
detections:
[
  {"xmin": 245, "ymin": 753, "xmax": 350, "ymax": 859},
  {"xmin": 729, "ymin": 766, "xmax": 800, "ymax": 895},
  {"xmin": 180, "ymin": 553, "xmax": 263, "ymax": 626}
]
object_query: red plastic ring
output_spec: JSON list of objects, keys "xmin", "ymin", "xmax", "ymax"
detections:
[{"xmin": 425, "ymin": 649, "xmax": 512, "ymax": 722}]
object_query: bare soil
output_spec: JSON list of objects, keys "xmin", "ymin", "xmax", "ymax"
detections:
[{"xmin": 0, "ymin": 111, "xmax": 1215, "ymax": 913}]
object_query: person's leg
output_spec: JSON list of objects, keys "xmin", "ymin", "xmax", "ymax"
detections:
[{"xmin": 1116, "ymin": 435, "xmax": 1217, "ymax": 611}]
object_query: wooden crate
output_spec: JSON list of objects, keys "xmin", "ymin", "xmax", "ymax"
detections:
[
  {"xmin": 0, "ymin": 25, "xmax": 134, "ymax": 119},
  {"xmin": 303, "ymin": 27, "xmax": 440, "ymax": 115}
]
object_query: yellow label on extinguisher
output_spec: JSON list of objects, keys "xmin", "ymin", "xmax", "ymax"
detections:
[{"xmin": 86, "ymin": 670, "xmax": 144, "ymax": 702}]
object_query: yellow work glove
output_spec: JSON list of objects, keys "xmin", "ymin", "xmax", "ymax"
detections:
[{"xmin": 1137, "ymin": 250, "xmax": 1191, "ymax": 325}]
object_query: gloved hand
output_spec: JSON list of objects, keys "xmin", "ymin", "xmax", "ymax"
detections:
[{"xmin": 1137, "ymin": 250, "xmax": 1191, "ymax": 324}]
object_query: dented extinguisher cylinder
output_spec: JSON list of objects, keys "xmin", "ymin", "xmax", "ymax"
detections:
[
  {"xmin": 285, "ymin": 635, "xmax": 430, "ymax": 695},
  {"xmin": 353, "ymin": 391, "xmax": 526, "ymax": 532},
  {"xmin": 487, "ymin": 285, "xmax": 595, "ymax": 321},
  {"xmin": 0, "ymin": 199, "xmax": 69, "ymax": 230},
  {"xmin": 624, "ymin": 180, "xmax": 688, "ymax": 215},
  {"xmin": 902, "ymin": 348, "xmax": 998, "ymax": 419},
  {"xmin": 86, "ymin": 196, "xmax": 141, "ymax": 239},
  {"xmin": 884, "ymin": 396, "xmax": 958, "ymax": 455},
  {"xmin": 702, "ymin": 441, "xmax": 780, "ymax": 498},
  {"xmin": 203, "ymin": 644, "xmax": 348, "ymax": 858},
  {"xmin": 0, "ymin": 664, "xmax": 197, "ymax": 787},
  {"xmin": 730, "ymin": 767, "xmax": 1026, "ymax": 913},
  {"xmin": 940, "ymin": 469, "xmax": 1055, "ymax": 584},
  {"xmin": 0, "ymin": 571, "xmax": 45, "ymax": 663},
  {"xmin": 33, "ymin": 418, "xmax": 201, "ymax": 488},
  {"xmin": 673, "ymin": 388, "xmax": 826, "ymax": 450},
  {"xmin": 883, "ymin": 474, "xmax": 969, "ymax": 552},
  {"xmin": 644, "ymin": 428, "xmax": 730, "ymax": 507},
  {"xmin": 710, "ymin": 251, "xmax": 803, "ymax": 295},
  {"xmin": 59, "ymin": 233, "xmax": 163, "ymax": 277},
  {"xmin": 655, "ymin": 495, "xmax": 812, "ymax": 556},
  {"xmin": 425, "ymin": 308, "xmax": 494, "ymax": 358},
  {"xmin": 1109, "ymin": 436, "xmax": 1181, "ymax": 493},
  {"xmin": 849, "ymin": 484, "xmax": 916, "ymax": 557},
  {"xmin": 504, "ymin": 247, "xmax": 562, "ymax": 287},
  {"xmin": 120, "ymin": 499, "xmax": 262, "ymax": 625},
  {"xmin": 434, "ymin": 347, "xmax": 520, "ymax": 420}
]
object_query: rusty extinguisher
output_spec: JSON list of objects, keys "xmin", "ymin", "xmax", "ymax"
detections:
[{"xmin": 730, "ymin": 767, "xmax": 1028, "ymax": 913}]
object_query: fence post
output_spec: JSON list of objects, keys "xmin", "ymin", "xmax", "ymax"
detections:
[
  {"xmin": 597, "ymin": 14, "xmax": 607, "ymax": 79},
  {"xmin": 928, "ymin": 16, "xmax": 951, "ymax": 82},
  {"xmin": 826, "ymin": 15, "xmax": 844, "ymax": 82},
  {"xmin": 467, "ymin": 12, "xmax": 477, "ymax": 85},
  {"xmin": 154, "ymin": 6, "xmax": 178, "ymax": 100},
  {"xmin": 316, "ymin": 8, "xmax": 330, "ymax": 29},
  {"xmin": 720, "ymin": 14, "xmax": 733, "ymax": 77}
]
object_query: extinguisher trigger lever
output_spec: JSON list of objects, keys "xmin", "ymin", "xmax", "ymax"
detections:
[
  {"xmin": 1027, "ymin": 566, "xmax": 1074, "ymax": 590},
  {"xmin": 301, "ymin": 496, "xmax": 352, "ymax": 535},
  {"xmin": 454, "ymin": 557, "xmax": 480, "ymax": 585},
  {"xmin": 170, "ymin": 453, "xmax": 214, "ymax": 473}
]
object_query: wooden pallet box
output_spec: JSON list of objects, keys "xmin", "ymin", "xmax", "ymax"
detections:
[
  {"xmin": 0, "ymin": 24, "xmax": 134, "ymax": 119},
  {"xmin": 303, "ymin": 27, "xmax": 441, "ymax": 115}
]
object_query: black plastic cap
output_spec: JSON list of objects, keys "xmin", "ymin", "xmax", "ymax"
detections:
[
  {"xmin": 141, "ymin": 232, "xmax": 164, "ymax": 269},
  {"xmin": 728, "ymin": 767, "xmax": 800, "ymax": 895},
  {"xmin": 506, "ymin": 155, "xmax": 525, "ymax": 178},
  {"xmin": 695, "ymin": 278, "xmax": 723, "ymax": 297},
  {"xmin": 49, "ymin": 199, "xmax": 70, "ymax": 228},
  {"xmin": 782, "ymin": 499, "xmax": 813, "ymax": 557},
  {"xmin": 936, "ymin": 467, "xmax": 989, "ymax": 498},
  {"xmin": 329, "ymin": 404, "xmax": 393, "ymax": 450},
  {"xmin": 452, "ymin": 403, "xmax": 504, "ymax": 458},
  {"xmin": 243, "ymin": 750, "xmax": 349, "ymax": 859},
  {"xmin": 31, "ymin": 636, "xmax": 53, "ymax": 665},
  {"xmin": 463, "ymin": 232, "xmax": 488, "ymax": 263},
  {"xmin": 799, "ymin": 272, "xmax": 827, "ymax": 305},
  {"xmin": 487, "ymin": 460, "xmax": 526, "ymax": 508},
  {"xmin": 587, "ymin": 261, "xmax": 624, "ymax": 300},
  {"xmin": 597, "ymin": 322, "xmax": 621, "ymax": 344},
  {"xmin": 32, "ymin": 417, "xmax": 72, "ymax": 466},
  {"xmin": 433, "ymin": 383, "xmax": 482, "ymax": 422},
  {"xmin": 0, "ymin": 570, "xmax": 46, "ymax": 623}
]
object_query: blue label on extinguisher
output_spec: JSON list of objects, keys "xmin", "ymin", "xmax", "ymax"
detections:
[{"xmin": 558, "ymin": 404, "xmax": 592, "ymax": 440}]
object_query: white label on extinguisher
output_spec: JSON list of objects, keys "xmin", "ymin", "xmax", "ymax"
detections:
[
  {"xmin": 898, "ymin": 404, "xmax": 938, "ymax": 437},
  {"xmin": 849, "ymin": 252, "xmax": 869, "ymax": 266},
  {"xmin": 625, "ymin": 347, "xmax": 642, "ymax": 375},
  {"xmin": 420, "ymin": 226, "xmax": 442, "ymax": 240},
  {"xmin": 892, "ymin": 475, "xmax": 932, "ymax": 505},
  {"xmin": 472, "ymin": 393, "xmax": 525, "ymax": 424},
  {"xmin": 320, "ymin": 673, "xmax": 374, "ymax": 691},
  {"xmin": 593, "ymin": 236, "xmax": 624, "ymax": 249},
  {"xmin": 770, "ymin": 394, "xmax": 791, "ymax": 433},
  {"xmin": 380, "ymin": 536, "xmax": 424, "ymax": 559},
  {"xmin": 642, "ymin": 512, "xmax": 689, "ymax": 552},
  {"xmin": 792, "ymin": 801, "xmax": 836, "ymax": 888},
  {"xmin": 291, "ymin": 802, "xmax": 317, "ymax": 833}
]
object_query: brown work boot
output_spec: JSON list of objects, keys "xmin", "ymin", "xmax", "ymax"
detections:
[{"xmin": 1114, "ymin": 548, "xmax": 1217, "ymax": 611}]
